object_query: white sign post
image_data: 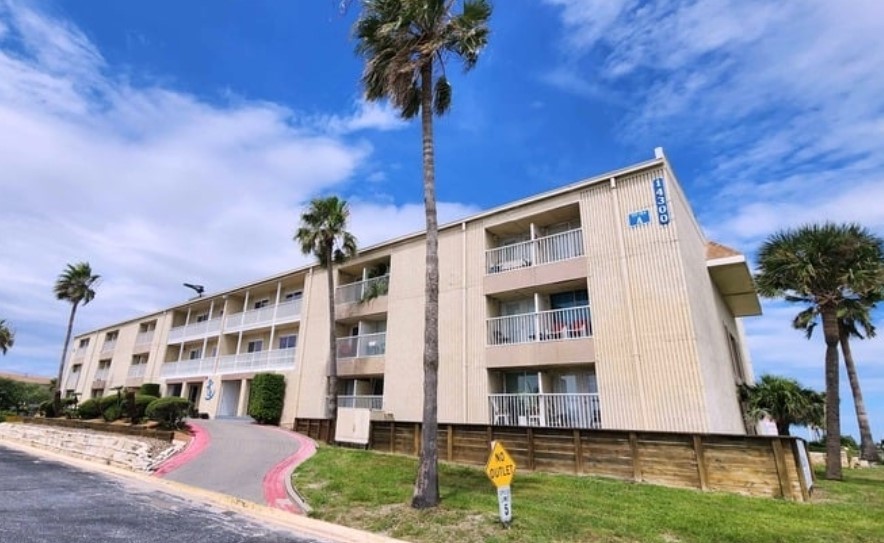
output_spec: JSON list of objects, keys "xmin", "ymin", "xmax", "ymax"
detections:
[{"xmin": 485, "ymin": 441, "xmax": 516, "ymax": 527}]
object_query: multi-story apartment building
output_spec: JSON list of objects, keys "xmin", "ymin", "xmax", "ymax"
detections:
[{"xmin": 61, "ymin": 149, "xmax": 760, "ymax": 434}]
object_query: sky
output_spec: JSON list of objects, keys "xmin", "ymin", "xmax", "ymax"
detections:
[{"xmin": 1, "ymin": 0, "xmax": 882, "ymax": 440}]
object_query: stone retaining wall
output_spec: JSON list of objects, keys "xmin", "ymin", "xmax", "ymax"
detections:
[{"xmin": 0, "ymin": 422, "xmax": 184, "ymax": 471}]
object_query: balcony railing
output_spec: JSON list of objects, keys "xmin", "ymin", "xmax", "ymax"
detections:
[
  {"xmin": 336, "ymin": 332, "xmax": 387, "ymax": 359},
  {"xmin": 336, "ymin": 275, "xmax": 390, "ymax": 305},
  {"xmin": 216, "ymin": 348, "xmax": 296, "ymax": 375},
  {"xmin": 486, "ymin": 228, "xmax": 584, "ymax": 274},
  {"xmin": 337, "ymin": 395, "xmax": 383, "ymax": 410},
  {"xmin": 487, "ymin": 305, "xmax": 591, "ymax": 346},
  {"xmin": 100, "ymin": 340, "xmax": 117, "ymax": 353},
  {"xmin": 93, "ymin": 368, "xmax": 110, "ymax": 381},
  {"xmin": 489, "ymin": 393, "xmax": 601, "ymax": 429},
  {"xmin": 65, "ymin": 374, "xmax": 80, "ymax": 390},
  {"xmin": 134, "ymin": 330, "xmax": 155, "ymax": 347},
  {"xmin": 225, "ymin": 299, "xmax": 302, "ymax": 333},
  {"xmin": 167, "ymin": 316, "xmax": 222, "ymax": 344},
  {"xmin": 127, "ymin": 364, "xmax": 147, "ymax": 379},
  {"xmin": 159, "ymin": 357, "xmax": 217, "ymax": 379}
]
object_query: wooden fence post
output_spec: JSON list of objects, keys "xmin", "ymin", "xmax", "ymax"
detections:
[
  {"xmin": 527, "ymin": 428, "xmax": 536, "ymax": 471},
  {"xmin": 413, "ymin": 422, "xmax": 420, "ymax": 455},
  {"xmin": 692, "ymin": 435, "xmax": 709, "ymax": 491},
  {"xmin": 447, "ymin": 425, "xmax": 454, "ymax": 462},
  {"xmin": 791, "ymin": 440, "xmax": 811, "ymax": 501},
  {"xmin": 771, "ymin": 438, "xmax": 794, "ymax": 500},
  {"xmin": 390, "ymin": 421, "xmax": 396, "ymax": 453},
  {"xmin": 573, "ymin": 429, "xmax": 583, "ymax": 474},
  {"xmin": 629, "ymin": 432, "xmax": 641, "ymax": 482}
]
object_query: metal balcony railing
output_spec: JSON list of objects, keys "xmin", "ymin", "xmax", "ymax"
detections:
[
  {"xmin": 93, "ymin": 368, "xmax": 110, "ymax": 381},
  {"xmin": 134, "ymin": 330, "xmax": 154, "ymax": 347},
  {"xmin": 167, "ymin": 316, "xmax": 222, "ymax": 344},
  {"xmin": 159, "ymin": 357, "xmax": 216, "ymax": 379},
  {"xmin": 224, "ymin": 299, "xmax": 302, "ymax": 333},
  {"xmin": 215, "ymin": 348, "xmax": 296, "ymax": 375},
  {"xmin": 336, "ymin": 332, "xmax": 386, "ymax": 359},
  {"xmin": 65, "ymin": 374, "xmax": 80, "ymax": 390},
  {"xmin": 127, "ymin": 364, "xmax": 147, "ymax": 379},
  {"xmin": 486, "ymin": 228, "xmax": 584, "ymax": 274},
  {"xmin": 100, "ymin": 340, "xmax": 116, "ymax": 353},
  {"xmin": 488, "ymin": 393, "xmax": 601, "ymax": 429},
  {"xmin": 487, "ymin": 305, "xmax": 591, "ymax": 346},
  {"xmin": 337, "ymin": 395, "xmax": 383, "ymax": 410},
  {"xmin": 336, "ymin": 275, "xmax": 390, "ymax": 305}
]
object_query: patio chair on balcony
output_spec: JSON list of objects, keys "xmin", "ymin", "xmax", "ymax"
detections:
[
  {"xmin": 491, "ymin": 403, "xmax": 511, "ymax": 426},
  {"xmin": 568, "ymin": 320, "xmax": 588, "ymax": 338}
]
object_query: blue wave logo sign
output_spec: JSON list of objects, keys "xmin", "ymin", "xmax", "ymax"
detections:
[{"xmin": 205, "ymin": 379, "xmax": 216, "ymax": 401}]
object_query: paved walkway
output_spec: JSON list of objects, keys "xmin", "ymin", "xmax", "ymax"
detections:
[{"xmin": 158, "ymin": 419, "xmax": 314, "ymax": 512}]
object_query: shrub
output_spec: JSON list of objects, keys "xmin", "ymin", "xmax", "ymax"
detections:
[
  {"xmin": 145, "ymin": 397, "xmax": 191, "ymax": 429},
  {"xmin": 102, "ymin": 404, "xmax": 122, "ymax": 422},
  {"xmin": 248, "ymin": 373, "xmax": 286, "ymax": 425},
  {"xmin": 132, "ymin": 394, "xmax": 158, "ymax": 423},
  {"xmin": 77, "ymin": 398, "xmax": 102, "ymax": 419},
  {"xmin": 97, "ymin": 393, "xmax": 125, "ymax": 422},
  {"xmin": 38, "ymin": 400, "xmax": 56, "ymax": 417},
  {"xmin": 139, "ymin": 383, "xmax": 161, "ymax": 397}
]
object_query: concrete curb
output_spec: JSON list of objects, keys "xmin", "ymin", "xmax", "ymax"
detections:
[
  {"xmin": 153, "ymin": 421, "xmax": 210, "ymax": 477},
  {"xmin": 0, "ymin": 438, "xmax": 410, "ymax": 543}
]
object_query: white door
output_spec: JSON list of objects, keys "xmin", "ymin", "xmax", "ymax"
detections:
[{"xmin": 218, "ymin": 380, "xmax": 241, "ymax": 417}]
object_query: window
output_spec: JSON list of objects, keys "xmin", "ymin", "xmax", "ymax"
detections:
[
  {"xmin": 549, "ymin": 289, "xmax": 589, "ymax": 310},
  {"xmin": 726, "ymin": 330, "xmax": 746, "ymax": 384},
  {"xmin": 139, "ymin": 321, "xmax": 156, "ymax": 332},
  {"xmin": 78, "ymin": 338, "xmax": 90, "ymax": 348},
  {"xmin": 91, "ymin": 388, "xmax": 103, "ymax": 399},
  {"xmin": 188, "ymin": 348, "xmax": 201, "ymax": 360},
  {"xmin": 132, "ymin": 354, "xmax": 148, "ymax": 366},
  {"xmin": 71, "ymin": 364, "xmax": 82, "ymax": 374},
  {"xmin": 98, "ymin": 359, "xmax": 111, "ymax": 370},
  {"xmin": 247, "ymin": 340, "xmax": 264, "ymax": 353},
  {"xmin": 284, "ymin": 291, "xmax": 303, "ymax": 302},
  {"xmin": 253, "ymin": 299, "xmax": 270, "ymax": 309},
  {"xmin": 278, "ymin": 335, "xmax": 297, "ymax": 350},
  {"xmin": 195, "ymin": 313, "xmax": 209, "ymax": 323},
  {"xmin": 504, "ymin": 372, "xmax": 539, "ymax": 394},
  {"xmin": 105, "ymin": 330, "xmax": 119, "ymax": 341}
]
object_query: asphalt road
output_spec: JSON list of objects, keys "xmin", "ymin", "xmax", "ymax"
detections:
[{"xmin": 0, "ymin": 445, "xmax": 324, "ymax": 543}]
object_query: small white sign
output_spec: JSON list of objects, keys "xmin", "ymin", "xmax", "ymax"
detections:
[{"xmin": 497, "ymin": 485, "xmax": 512, "ymax": 524}]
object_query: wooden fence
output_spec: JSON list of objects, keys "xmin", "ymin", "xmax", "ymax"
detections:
[
  {"xmin": 294, "ymin": 418, "xmax": 812, "ymax": 501},
  {"xmin": 21, "ymin": 417, "xmax": 174, "ymax": 442}
]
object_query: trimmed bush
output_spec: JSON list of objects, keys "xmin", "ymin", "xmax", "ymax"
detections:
[
  {"xmin": 139, "ymin": 383, "xmax": 161, "ymax": 397},
  {"xmin": 145, "ymin": 397, "xmax": 191, "ymax": 429},
  {"xmin": 248, "ymin": 373, "xmax": 286, "ymax": 425},
  {"xmin": 103, "ymin": 404, "xmax": 122, "ymax": 422},
  {"xmin": 133, "ymin": 394, "xmax": 158, "ymax": 422},
  {"xmin": 77, "ymin": 398, "xmax": 102, "ymax": 419}
]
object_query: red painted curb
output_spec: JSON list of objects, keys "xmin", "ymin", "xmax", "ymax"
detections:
[
  {"xmin": 262, "ymin": 429, "xmax": 317, "ymax": 514},
  {"xmin": 153, "ymin": 421, "xmax": 210, "ymax": 477}
]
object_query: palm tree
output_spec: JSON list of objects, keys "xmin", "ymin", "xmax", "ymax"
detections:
[
  {"xmin": 793, "ymin": 292, "xmax": 882, "ymax": 462},
  {"xmin": 295, "ymin": 196, "xmax": 358, "ymax": 422},
  {"xmin": 54, "ymin": 262, "xmax": 100, "ymax": 403},
  {"xmin": 355, "ymin": 0, "xmax": 491, "ymax": 509},
  {"xmin": 0, "ymin": 319, "xmax": 14, "ymax": 355},
  {"xmin": 739, "ymin": 375, "xmax": 825, "ymax": 436},
  {"xmin": 755, "ymin": 223, "xmax": 884, "ymax": 479}
]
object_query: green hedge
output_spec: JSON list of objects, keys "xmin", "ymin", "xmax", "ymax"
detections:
[
  {"xmin": 77, "ymin": 398, "xmax": 102, "ymax": 419},
  {"xmin": 146, "ymin": 397, "xmax": 191, "ymax": 429},
  {"xmin": 133, "ymin": 394, "xmax": 158, "ymax": 422},
  {"xmin": 248, "ymin": 373, "xmax": 286, "ymax": 425},
  {"xmin": 139, "ymin": 383, "xmax": 161, "ymax": 397}
]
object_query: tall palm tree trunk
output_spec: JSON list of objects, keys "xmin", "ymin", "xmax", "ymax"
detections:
[
  {"xmin": 839, "ymin": 327, "xmax": 879, "ymax": 462},
  {"xmin": 325, "ymin": 240, "xmax": 339, "ymax": 427},
  {"xmin": 56, "ymin": 302, "xmax": 79, "ymax": 409},
  {"xmin": 822, "ymin": 308, "xmax": 843, "ymax": 479},
  {"xmin": 412, "ymin": 61, "xmax": 440, "ymax": 509},
  {"xmin": 776, "ymin": 420, "xmax": 792, "ymax": 436}
]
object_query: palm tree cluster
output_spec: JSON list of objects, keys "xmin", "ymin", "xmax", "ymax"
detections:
[
  {"xmin": 54, "ymin": 262, "xmax": 100, "ymax": 402},
  {"xmin": 739, "ymin": 375, "xmax": 824, "ymax": 436},
  {"xmin": 0, "ymin": 319, "xmax": 14, "ymax": 355},
  {"xmin": 295, "ymin": 196, "xmax": 358, "ymax": 420},
  {"xmin": 755, "ymin": 222, "xmax": 884, "ymax": 479},
  {"xmin": 354, "ymin": 0, "xmax": 491, "ymax": 508}
]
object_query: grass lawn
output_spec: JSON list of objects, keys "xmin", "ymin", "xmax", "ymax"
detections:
[{"xmin": 292, "ymin": 446, "xmax": 884, "ymax": 543}]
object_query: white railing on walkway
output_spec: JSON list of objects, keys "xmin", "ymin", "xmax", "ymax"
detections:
[
  {"xmin": 336, "ymin": 332, "xmax": 387, "ymax": 359},
  {"xmin": 159, "ymin": 357, "xmax": 216, "ymax": 379},
  {"xmin": 486, "ymin": 228, "xmax": 584, "ymax": 274},
  {"xmin": 127, "ymin": 364, "xmax": 147, "ymax": 379},
  {"xmin": 488, "ymin": 393, "xmax": 601, "ymax": 429},
  {"xmin": 134, "ymin": 330, "xmax": 154, "ymax": 347},
  {"xmin": 487, "ymin": 305, "xmax": 591, "ymax": 346},
  {"xmin": 100, "ymin": 340, "xmax": 117, "ymax": 353},
  {"xmin": 167, "ymin": 316, "xmax": 222, "ymax": 344},
  {"xmin": 225, "ymin": 299, "xmax": 302, "ymax": 333},
  {"xmin": 336, "ymin": 275, "xmax": 390, "ymax": 305},
  {"xmin": 215, "ymin": 348, "xmax": 296, "ymax": 375},
  {"xmin": 337, "ymin": 395, "xmax": 383, "ymax": 410}
]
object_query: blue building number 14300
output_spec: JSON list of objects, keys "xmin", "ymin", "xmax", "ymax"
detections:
[{"xmin": 652, "ymin": 177, "xmax": 670, "ymax": 226}]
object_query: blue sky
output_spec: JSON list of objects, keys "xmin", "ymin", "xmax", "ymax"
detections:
[{"xmin": 1, "ymin": 0, "xmax": 882, "ymax": 440}]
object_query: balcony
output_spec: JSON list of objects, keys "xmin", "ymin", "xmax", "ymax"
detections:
[
  {"xmin": 127, "ymin": 364, "xmax": 147, "ymax": 380},
  {"xmin": 336, "ymin": 332, "xmax": 386, "ymax": 359},
  {"xmin": 489, "ymin": 393, "xmax": 601, "ymax": 429},
  {"xmin": 134, "ymin": 330, "xmax": 155, "ymax": 348},
  {"xmin": 224, "ymin": 299, "xmax": 302, "ymax": 333},
  {"xmin": 215, "ymin": 348, "xmax": 296, "ymax": 375},
  {"xmin": 65, "ymin": 373, "xmax": 80, "ymax": 390},
  {"xmin": 100, "ymin": 340, "xmax": 117, "ymax": 354},
  {"xmin": 337, "ymin": 395, "xmax": 383, "ymax": 410},
  {"xmin": 486, "ymin": 228, "xmax": 584, "ymax": 274},
  {"xmin": 159, "ymin": 357, "xmax": 216, "ymax": 379},
  {"xmin": 488, "ymin": 306, "xmax": 591, "ymax": 345},
  {"xmin": 167, "ymin": 316, "xmax": 222, "ymax": 344},
  {"xmin": 93, "ymin": 368, "xmax": 110, "ymax": 381},
  {"xmin": 336, "ymin": 275, "xmax": 390, "ymax": 305}
]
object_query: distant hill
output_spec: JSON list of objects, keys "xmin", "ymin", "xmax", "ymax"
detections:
[{"xmin": 0, "ymin": 371, "xmax": 52, "ymax": 386}]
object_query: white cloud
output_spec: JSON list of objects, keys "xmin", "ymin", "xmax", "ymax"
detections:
[{"xmin": 0, "ymin": 1, "xmax": 466, "ymax": 377}]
